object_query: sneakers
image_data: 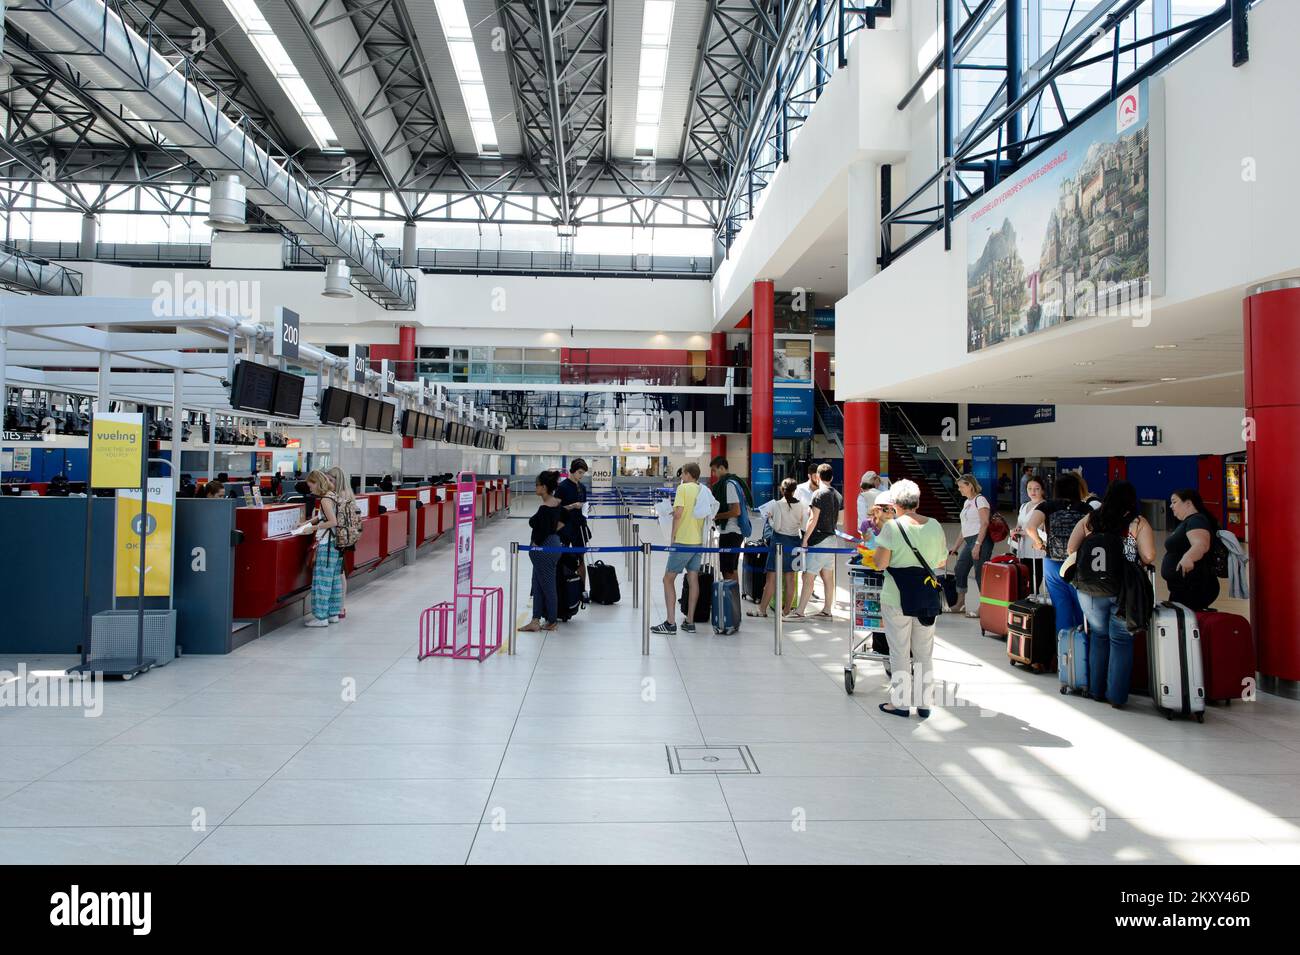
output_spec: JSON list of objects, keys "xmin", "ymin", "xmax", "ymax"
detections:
[
  {"xmin": 304, "ymin": 618, "xmax": 329, "ymax": 628},
  {"xmin": 650, "ymin": 621, "xmax": 677, "ymax": 635},
  {"xmin": 681, "ymin": 622, "xmax": 696, "ymax": 634},
  {"xmin": 328, "ymin": 616, "xmax": 340, "ymax": 624}
]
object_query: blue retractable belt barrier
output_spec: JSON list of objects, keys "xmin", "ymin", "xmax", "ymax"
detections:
[
  {"xmin": 517, "ymin": 545, "xmax": 643, "ymax": 554},
  {"xmin": 650, "ymin": 545, "xmax": 770, "ymax": 555}
]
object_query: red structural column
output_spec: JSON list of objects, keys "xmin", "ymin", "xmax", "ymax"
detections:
[
  {"xmin": 1244, "ymin": 280, "xmax": 1300, "ymax": 698},
  {"xmin": 399, "ymin": 325, "xmax": 416, "ymax": 449},
  {"xmin": 709, "ymin": 331, "xmax": 728, "ymax": 462},
  {"xmin": 751, "ymin": 281, "xmax": 775, "ymax": 502},
  {"xmin": 843, "ymin": 400, "xmax": 880, "ymax": 534}
]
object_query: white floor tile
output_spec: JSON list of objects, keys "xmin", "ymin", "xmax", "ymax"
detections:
[
  {"xmin": 0, "ymin": 827, "xmax": 208, "ymax": 864},
  {"xmin": 486, "ymin": 776, "xmax": 731, "ymax": 823},
  {"xmin": 184, "ymin": 824, "xmax": 477, "ymax": 864},
  {"xmin": 467, "ymin": 821, "xmax": 747, "ymax": 865},
  {"xmin": 0, "ymin": 779, "xmax": 262, "ymax": 827},
  {"xmin": 274, "ymin": 743, "xmax": 506, "ymax": 780},
  {"xmin": 735, "ymin": 820, "xmax": 1024, "ymax": 865},
  {"xmin": 224, "ymin": 778, "xmax": 493, "ymax": 826}
]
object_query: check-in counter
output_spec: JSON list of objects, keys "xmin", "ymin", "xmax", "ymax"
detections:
[
  {"xmin": 342, "ymin": 494, "xmax": 383, "ymax": 574},
  {"xmin": 397, "ymin": 486, "xmax": 434, "ymax": 546},
  {"xmin": 373, "ymin": 490, "xmax": 407, "ymax": 558},
  {"xmin": 439, "ymin": 483, "xmax": 456, "ymax": 534},
  {"xmin": 233, "ymin": 503, "xmax": 312, "ymax": 619}
]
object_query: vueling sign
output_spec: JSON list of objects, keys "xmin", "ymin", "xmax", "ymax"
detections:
[{"xmin": 90, "ymin": 413, "xmax": 144, "ymax": 489}]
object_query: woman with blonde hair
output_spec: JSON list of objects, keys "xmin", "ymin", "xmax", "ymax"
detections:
[
  {"xmin": 325, "ymin": 465, "xmax": 356, "ymax": 619},
  {"xmin": 303, "ymin": 468, "xmax": 343, "ymax": 628},
  {"xmin": 949, "ymin": 473, "xmax": 992, "ymax": 616}
]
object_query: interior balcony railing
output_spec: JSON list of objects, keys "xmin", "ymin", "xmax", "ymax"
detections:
[{"xmin": 11, "ymin": 239, "xmax": 714, "ymax": 278}]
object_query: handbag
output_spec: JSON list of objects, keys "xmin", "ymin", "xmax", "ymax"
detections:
[
  {"xmin": 886, "ymin": 522, "xmax": 944, "ymax": 626},
  {"xmin": 988, "ymin": 512, "xmax": 1010, "ymax": 543}
]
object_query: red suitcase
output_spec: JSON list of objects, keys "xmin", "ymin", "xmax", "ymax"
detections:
[
  {"xmin": 978, "ymin": 557, "xmax": 1028, "ymax": 639},
  {"xmin": 1195, "ymin": 610, "xmax": 1255, "ymax": 704}
]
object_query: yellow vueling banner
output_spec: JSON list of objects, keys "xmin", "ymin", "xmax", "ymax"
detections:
[
  {"xmin": 91, "ymin": 413, "xmax": 144, "ymax": 489},
  {"xmin": 115, "ymin": 478, "xmax": 174, "ymax": 597}
]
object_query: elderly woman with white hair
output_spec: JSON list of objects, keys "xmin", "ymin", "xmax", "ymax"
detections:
[{"xmin": 871, "ymin": 479, "xmax": 950, "ymax": 719}]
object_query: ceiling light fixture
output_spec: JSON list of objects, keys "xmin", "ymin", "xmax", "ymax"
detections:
[
  {"xmin": 633, "ymin": 0, "xmax": 676, "ymax": 159},
  {"xmin": 221, "ymin": 0, "xmax": 340, "ymax": 150},
  {"xmin": 434, "ymin": 0, "xmax": 501, "ymax": 155}
]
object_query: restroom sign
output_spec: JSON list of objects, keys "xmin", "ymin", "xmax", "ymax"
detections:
[{"xmin": 1136, "ymin": 425, "xmax": 1160, "ymax": 447}]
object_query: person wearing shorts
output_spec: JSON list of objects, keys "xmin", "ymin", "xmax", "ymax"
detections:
[
  {"xmin": 709, "ymin": 456, "xmax": 745, "ymax": 581},
  {"xmin": 653, "ymin": 463, "xmax": 706, "ymax": 634},
  {"xmin": 791, "ymin": 464, "xmax": 842, "ymax": 619}
]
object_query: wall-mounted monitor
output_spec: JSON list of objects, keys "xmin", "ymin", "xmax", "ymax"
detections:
[
  {"xmin": 320, "ymin": 387, "xmax": 349, "ymax": 425},
  {"xmin": 230, "ymin": 360, "xmax": 277, "ymax": 414},
  {"xmin": 401, "ymin": 409, "xmax": 419, "ymax": 439},
  {"xmin": 421, "ymin": 414, "xmax": 434, "ymax": 440},
  {"xmin": 377, "ymin": 401, "xmax": 395, "ymax": 434},
  {"xmin": 432, "ymin": 417, "xmax": 444, "ymax": 442},
  {"xmin": 363, "ymin": 397, "xmax": 381, "ymax": 433},
  {"xmin": 346, "ymin": 391, "xmax": 368, "ymax": 428},
  {"xmin": 272, "ymin": 372, "xmax": 305, "ymax": 419}
]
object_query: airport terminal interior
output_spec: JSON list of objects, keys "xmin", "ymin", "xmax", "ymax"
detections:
[{"xmin": 1, "ymin": 0, "xmax": 1298, "ymax": 866}]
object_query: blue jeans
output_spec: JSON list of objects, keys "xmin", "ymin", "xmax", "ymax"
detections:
[
  {"xmin": 1043, "ymin": 557, "xmax": 1083, "ymax": 631},
  {"xmin": 954, "ymin": 534, "xmax": 993, "ymax": 593},
  {"xmin": 1078, "ymin": 592, "xmax": 1135, "ymax": 705}
]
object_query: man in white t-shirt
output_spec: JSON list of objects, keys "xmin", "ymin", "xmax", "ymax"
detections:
[{"xmin": 795, "ymin": 463, "xmax": 819, "ymax": 506}]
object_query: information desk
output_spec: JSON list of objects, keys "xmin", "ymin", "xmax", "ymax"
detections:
[
  {"xmin": 397, "ymin": 486, "xmax": 441, "ymax": 545},
  {"xmin": 233, "ymin": 503, "xmax": 311, "ymax": 619}
]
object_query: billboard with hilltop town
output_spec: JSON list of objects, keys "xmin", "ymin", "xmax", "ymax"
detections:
[{"xmin": 966, "ymin": 79, "xmax": 1159, "ymax": 353}]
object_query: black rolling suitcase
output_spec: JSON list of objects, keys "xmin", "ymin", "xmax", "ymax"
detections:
[
  {"xmin": 680, "ymin": 564, "xmax": 714, "ymax": 622},
  {"xmin": 1007, "ymin": 562, "xmax": 1055, "ymax": 671},
  {"xmin": 741, "ymin": 540, "xmax": 767, "ymax": 602},
  {"xmin": 555, "ymin": 554, "xmax": 585, "ymax": 622},
  {"xmin": 587, "ymin": 560, "xmax": 620, "ymax": 605}
]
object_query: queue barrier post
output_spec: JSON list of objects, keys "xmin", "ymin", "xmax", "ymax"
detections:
[
  {"xmin": 641, "ymin": 541, "xmax": 652, "ymax": 656},
  {"xmin": 507, "ymin": 541, "xmax": 519, "ymax": 656},
  {"xmin": 631, "ymin": 523, "xmax": 640, "ymax": 610},
  {"xmin": 774, "ymin": 543, "xmax": 784, "ymax": 656}
]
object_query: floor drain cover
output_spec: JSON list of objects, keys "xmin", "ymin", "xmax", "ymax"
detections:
[{"xmin": 667, "ymin": 745, "xmax": 759, "ymax": 775}]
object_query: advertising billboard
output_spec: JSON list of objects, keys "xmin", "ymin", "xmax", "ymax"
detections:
[{"xmin": 966, "ymin": 79, "xmax": 1160, "ymax": 352}]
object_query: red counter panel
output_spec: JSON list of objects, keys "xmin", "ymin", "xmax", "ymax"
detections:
[{"xmin": 233, "ymin": 504, "xmax": 312, "ymax": 619}]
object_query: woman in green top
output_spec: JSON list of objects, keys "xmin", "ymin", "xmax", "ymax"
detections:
[{"xmin": 872, "ymin": 479, "xmax": 950, "ymax": 719}]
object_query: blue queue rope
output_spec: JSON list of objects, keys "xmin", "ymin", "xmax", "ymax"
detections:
[{"xmin": 517, "ymin": 545, "xmax": 642, "ymax": 554}]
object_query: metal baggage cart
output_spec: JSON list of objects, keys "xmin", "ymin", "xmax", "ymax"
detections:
[{"xmin": 844, "ymin": 563, "xmax": 890, "ymax": 694}]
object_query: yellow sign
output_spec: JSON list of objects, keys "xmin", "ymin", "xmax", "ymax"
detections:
[
  {"xmin": 115, "ymin": 478, "xmax": 174, "ymax": 597},
  {"xmin": 91, "ymin": 413, "xmax": 144, "ymax": 489}
]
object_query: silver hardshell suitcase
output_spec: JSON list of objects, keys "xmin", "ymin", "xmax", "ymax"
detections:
[{"xmin": 1149, "ymin": 601, "xmax": 1206, "ymax": 722}]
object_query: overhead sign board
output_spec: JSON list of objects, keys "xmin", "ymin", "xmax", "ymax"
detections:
[
  {"xmin": 274, "ymin": 306, "xmax": 300, "ymax": 360},
  {"xmin": 90, "ymin": 413, "xmax": 144, "ymax": 489}
]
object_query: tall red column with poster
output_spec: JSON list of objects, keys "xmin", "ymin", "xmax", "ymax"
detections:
[
  {"xmin": 843, "ymin": 400, "xmax": 880, "ymax": 535},
  {"xmin": 1243, "ymin": 279, "xmax": 1300, "ymax": 698},
  {"xmin": 418, "ymin": 470, "xmax": 502, "ymax": 661},
  {"xmin": 709, "ymin": 331, "xmax": 728, "ymax": 462},
  {"xmin": 751, "ymin": 282, "xmax": 774, "ymax": 503}
]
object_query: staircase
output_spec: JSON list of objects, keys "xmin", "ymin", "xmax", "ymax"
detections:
[
  {"xmin": 882, "ymin": 404, "xmax": 964, "ymax": 523},
  {"xmin": 813, "ymin": 386, "xmax": 844, "ymax": 454}
]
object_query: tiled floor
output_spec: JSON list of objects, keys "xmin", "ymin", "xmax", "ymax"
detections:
[{"xmin": 1, "ymin": 501, "xmax": 1296, "ymax": 865}]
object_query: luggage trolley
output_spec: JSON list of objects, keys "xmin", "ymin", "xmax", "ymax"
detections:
[{"xmin": 844, "ymin": 563, "xmax": 890, "ymax": 694}]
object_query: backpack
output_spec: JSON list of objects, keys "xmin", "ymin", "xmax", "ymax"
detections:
[
  {"xmin": 712, "ymin": 475, "xmax": 753, "ymax": 537},
  {"xmin": 1072, "ymin": 526, "xmax": 1125, "ymax": 597},
  {"xmin": 332, "ymin": 493, "xmax": 363, "ymax": 550},
  {"xmin": 1045, "ymin": 504, "xmax": 1087, "ymax": 560}
]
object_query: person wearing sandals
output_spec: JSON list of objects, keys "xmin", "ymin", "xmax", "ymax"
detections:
[
  {"xmin": 747, "ymin": 478, "xmax": 808, "ymax": 619},
  {"xmin": 872, "ymin": 479, "xmax": 949, "ymax": 718},
  {"xmin": 519, "ymin": 470, "xmax": 566, "ymax": 633},
  {"xmin": 326, "ymin": 466, "xmax": 356, "ymax": 620},
  {"xmin": 949, "ymin": 474, "xmax": 992, "ymax": 617},
  {"xmin": 303, "ymin": 469, "xmax": 342, "ymax": 628},
  {"xmin": 789, "ymin": 463, "xmax": 842, "ymax": 619}
]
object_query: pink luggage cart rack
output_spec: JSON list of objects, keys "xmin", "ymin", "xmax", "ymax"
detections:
[{"xmin": 418, "ymin": 585, "xmax": 503, "ymax": 661}]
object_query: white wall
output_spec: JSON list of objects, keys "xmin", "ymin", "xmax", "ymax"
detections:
[
  {"xmin": 835, "ymin": 0, "xmax": 1300, "ymax": 403},
  {"xmin": 925, "ymin": 404, "xmax": 1246, "ymax": 461},
  {"xmin": 711, "ymin": 23, "xmax": 911, "ymax": 326},
  {"xmin": 75, "ymin": 262, "xmax": 714, "ymax": 344}
]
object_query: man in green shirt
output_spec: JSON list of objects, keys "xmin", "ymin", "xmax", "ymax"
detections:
[{"xmin": 653, "ymin": 463, "xmax": 705, "ymax": 634}]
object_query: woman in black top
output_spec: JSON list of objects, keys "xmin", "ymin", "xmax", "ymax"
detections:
[
  {"xmin": 556, "ymin": 459, "xmax": 590, "ymax": 598},
  {"xmin": 1163, "ymin": 488, "xmax": 1220, "ymax": 610},
  {"xmin": 520, "ymin": 470, "xmax": 566, "ymax": 632}
]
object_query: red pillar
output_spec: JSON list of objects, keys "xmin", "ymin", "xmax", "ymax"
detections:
[
  {"xmin": 751, "ymin": 281, "xmax": 774, "ymax": 503},
  {"xmin": 1244, "ymin": 279, "xmax": 1300, "ymax": 697},
  {"xmin": 843, "ymin": 400, "xmax": 880, "ymax": 534},
  {"xmin": 399, "ymin": 325, "xmax": 416, "ymax": 449},
  {"xmin": 709, "ymin": 331, "xmax": 728, "ymax": 466}
]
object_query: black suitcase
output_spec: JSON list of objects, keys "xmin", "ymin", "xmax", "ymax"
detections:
[
  {"xmin": 1007, "ymin": 597, "xmax": 1055, "ymax": 671},
  {"xmin": 587, "ymin": 560, "xmax": 620, "ymax": 605},
  {"xmin": 679, "ymin": 565, "xmax": 714, "ymax": 623},
  {"xmin": 741, "ymin": 541, "xmax": 767, "ymax": 602},
  {"xmin": 555, "ymin": 554, "xmax": 584, "ymax": 622}
]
